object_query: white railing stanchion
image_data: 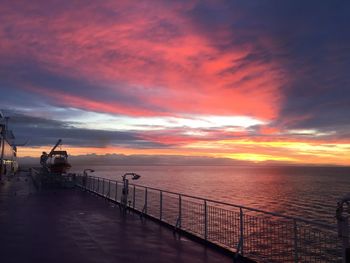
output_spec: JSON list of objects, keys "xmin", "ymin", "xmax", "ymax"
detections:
[
  {"xmin": 239, "ymin": 207, "xmax": 244, "ymax": 256},
  {"xmin": 204, "ymin": 200, "xmax": 208, "ymax": 240},
  {"xmin": 160, "ymin": 190, "xmax": 163, "ymax": 221},
  {"xmin": 133, "ymin": 185, "xmax": 136, "ymax": 209},
  {"xmin": 336, "ymin": 198, "xmax": 350, "ymax": 263},
  {"xmin": 115, "ymin": 181, "xmax": 118, "ymax": 202},
  {"xmin": 293, "ymin": 219, "xmax": 299, "ymax": 263},
  {"xmin": 144, "ymin": 187, "xmax": 148, "ymax": 214},
  {"xmin": 108, "ymin": 180, "xmax": 111, "ymax": 198},
  {"xmin": 179, "ymin": 194, "xmax": 182, "ymax": 229}
]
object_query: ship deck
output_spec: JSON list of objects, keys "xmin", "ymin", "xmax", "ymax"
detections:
[{"xmin": 0, "ymin": 172, "xmax": 237, "ymax": 263}]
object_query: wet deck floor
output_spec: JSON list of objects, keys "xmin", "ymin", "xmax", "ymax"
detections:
[{"xmin": 0, "ymin": 173, "xmax": 235, "ymax": 263}]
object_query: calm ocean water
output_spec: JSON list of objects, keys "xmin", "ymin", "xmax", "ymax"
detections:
[{"xmin": 72, "ymin": 165, "xmax": 350, "ymax": 225}]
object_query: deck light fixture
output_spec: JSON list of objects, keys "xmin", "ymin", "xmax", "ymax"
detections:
[
  {"xmin": 121, "ymin": 173, "xmax": 141, "ymax": 214},
  {"xmin": 83, "ymin": 168, "xmax": 95, "ymax": 176},
  {"xmin": 122, "ymin": 172, "xmax": 141, "ymax": 181}
]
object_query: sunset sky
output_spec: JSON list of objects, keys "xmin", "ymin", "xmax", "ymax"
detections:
[{"xmin": 1, "ymin": 1, "xmax": 349, "ymax": 165}]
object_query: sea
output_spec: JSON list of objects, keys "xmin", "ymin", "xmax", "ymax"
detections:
[{"xmin": 72, "ymin": 165, "xmax": 350, "ymax": 225}]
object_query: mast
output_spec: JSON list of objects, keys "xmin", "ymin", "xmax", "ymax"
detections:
[
  {"xmin": 0, "ymin": 117, "xmax": 9, "ymax": 177},
  {"xmin": 49, "ymin": 139, "xmax": 62, "ymax": 157}
]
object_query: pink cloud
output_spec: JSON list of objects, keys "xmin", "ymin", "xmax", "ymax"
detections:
[{"xmin": 0, "ymin": 1, "xmax": 285, "ymax": 120}]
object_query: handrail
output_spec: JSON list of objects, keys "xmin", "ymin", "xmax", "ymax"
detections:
[
  {"xmin": 77, "ymin": 174, "xmax": 343, "ymax": 262},
  {"xmin": 85, "ymin": 175, "xmax": 335, "ymax": 229}
]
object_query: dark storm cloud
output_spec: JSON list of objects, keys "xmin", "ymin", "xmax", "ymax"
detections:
[
  {"xmin": 261, "ymin": 1, "xmax": 350, "ymax": 131},
  {"xmin": 4, "ymin": 111, "xmax": 166, "ymax": 148},
  {"xmin": 253, "ymin": 1, "xmax": 350, "ymax": 131},
  {"xmin": 0, "ymin": 58, "xmax": 153, "ymax": 112}
]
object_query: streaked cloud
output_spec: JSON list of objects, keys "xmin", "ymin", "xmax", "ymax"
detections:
[{"xmin": 0, "ymin": 0, "xmax": 284, "ymax": 119}]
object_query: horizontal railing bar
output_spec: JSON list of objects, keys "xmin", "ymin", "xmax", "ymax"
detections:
[{"xmin": 82, "ymin": 174, "xmax": 335, "ymax": 229}]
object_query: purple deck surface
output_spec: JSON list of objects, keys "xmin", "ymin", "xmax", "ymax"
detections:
[{"xmin": 0, "ymin": 173, "xmax": 235, "ymax": 263}]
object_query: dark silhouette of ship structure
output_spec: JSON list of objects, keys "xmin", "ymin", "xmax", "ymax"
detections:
[
  {"xmin": 0, "ymin": 112, "xmax": 18, "ymax": 180},
  {"xmin": 46, "ymin": 139, "xmax": 72, "ymax": 174},
  {"xmin": 36, "ymin": 139, "xmax": 74, "ymax": 188}
]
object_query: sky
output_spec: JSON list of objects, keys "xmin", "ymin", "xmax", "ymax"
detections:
[{"xmin": 0, "ymin": 0, "xmax": 349, "ymax": 166}]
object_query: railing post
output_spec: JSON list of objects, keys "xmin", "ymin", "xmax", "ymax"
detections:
[
  {"xmin": 341, "ymin": 220, "xmax": 350, "ymax": 263},
  {"xmin": 160, "ymin": 190, "xmax": 163, "ymax": 221},
  {"xmin": 239, "ymin": 207, "xmax": 244, "ymax": 256},
  {"xmin": 97, "ymin": 178, "xmax": 99, "ymax": 192},
  {"xmin": 336, "ymin": 199, "xmax": 350, "ymax": 263},
  {"xmin": 178, "ymin": 194, "xmax": 182, "ymax": 229},
  {"xmin": 204, "ymin": 200, "xmax": 208, "ymax": 240},
  {"xmin": 133, "ymin": 185, "xmax": 136, "ymax": 209},
  {"xmin": 102, "ymin": 178, "xmax": 105, "ymax": 196},
  {"xmin": 115, "ymin": 181, "xmax": 118, "ymax": 202},
  {"xmin": 144, "ymin": 187, "xmax": 148, "ymax": 214},
  {"xmin": 108, "ymin": 180, "xmax": 111, "ymax": 198},
  {"xmin": 293, "ymin": 219, "xmax": 299, "ymax": 263}
]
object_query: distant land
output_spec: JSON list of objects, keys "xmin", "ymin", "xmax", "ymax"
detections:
[{"xmin": 19, "ymin": 154, "xmax": 349, "ymax": 168}]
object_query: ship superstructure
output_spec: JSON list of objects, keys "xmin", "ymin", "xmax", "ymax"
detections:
[{"xmin": 0, "ymin": 112, "xmax": 18, "ymax": 179}]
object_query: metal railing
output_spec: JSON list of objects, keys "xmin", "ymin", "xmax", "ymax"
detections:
[{"xmin": 76, "ymin": 175, "xmax": 343, "ymax": 263}]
